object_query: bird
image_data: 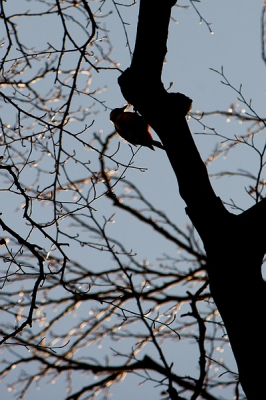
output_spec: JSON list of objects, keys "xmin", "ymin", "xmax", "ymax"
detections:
[{"xmin": 110, "ymin": 105, "xmax": 164, "ymax": 150}]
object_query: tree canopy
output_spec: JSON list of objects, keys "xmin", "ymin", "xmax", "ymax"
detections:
[{"xmin": 0, "ymin": 1, "xmax": 266, "ymax": 399}]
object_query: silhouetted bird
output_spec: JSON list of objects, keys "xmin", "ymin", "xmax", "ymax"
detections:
[{"xmin": 110, "ymin": 105, "xmax": 164, "ymax": 150}]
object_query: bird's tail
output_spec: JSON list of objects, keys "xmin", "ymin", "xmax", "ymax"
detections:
[{"xmin": 152, "ymin": 140, "xmax": 165, "ymax": 150}]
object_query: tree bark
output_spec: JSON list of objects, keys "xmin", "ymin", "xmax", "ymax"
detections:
[{"xmin": 118, "ymin": 0, "xmax": 266, "ymax": 398}]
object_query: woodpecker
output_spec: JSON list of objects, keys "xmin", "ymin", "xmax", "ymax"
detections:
[{"xmin": 110, "ymin": 105, "xmax": 164, "ymax": 150}]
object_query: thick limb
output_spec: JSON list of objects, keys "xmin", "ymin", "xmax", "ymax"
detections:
[{"xmin": 118, "ymin": 1, "xmax": 266, "ymax": 398}]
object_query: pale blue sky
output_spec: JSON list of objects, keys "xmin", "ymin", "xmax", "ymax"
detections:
[{"xmin": 1, "ymin": 1, "xmax": 265, "ymax": 399}]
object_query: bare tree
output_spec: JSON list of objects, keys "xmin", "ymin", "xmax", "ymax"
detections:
[{"xmin": 0, "ymin": 1, "xmax": 265, "ymax": 399}]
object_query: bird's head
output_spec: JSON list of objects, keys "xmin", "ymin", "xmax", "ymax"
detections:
[{"xmin": 110, "ymin": 105, "xmax": 128, "ymax": 123}]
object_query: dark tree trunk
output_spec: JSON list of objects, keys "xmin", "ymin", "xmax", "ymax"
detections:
[{"xmin": 118, "ymin": 0, "xmax": 266, "ymax": 398}]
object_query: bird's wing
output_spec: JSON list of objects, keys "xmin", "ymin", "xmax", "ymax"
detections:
[{"xmin": 116, "ymin": 113, "xmax": 151, "ymax": 142}]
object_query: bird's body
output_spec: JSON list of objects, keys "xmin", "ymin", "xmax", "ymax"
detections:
[{"xmin": 110, "ymin": 106, "xmax": 164, "ymax": 150}]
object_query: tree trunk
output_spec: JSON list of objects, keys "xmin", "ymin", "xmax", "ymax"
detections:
[{"xmin": 118, "ymin": 0, "xmax": 266, "ymax": 398}]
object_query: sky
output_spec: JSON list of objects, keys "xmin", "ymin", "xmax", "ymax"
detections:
[{"xmin": 1, "ymin": 1, "xmax": 266, "ymax": 399}]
